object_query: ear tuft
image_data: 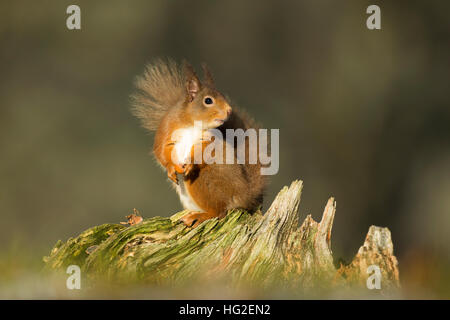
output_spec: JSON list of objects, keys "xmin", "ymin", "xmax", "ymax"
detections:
[
  {"xmin": 201, "ymin": 63, "xmax": 215, "ymax": 88},
  {"xmin": 183, "ymin": 60, "xmax": 201, "ymax": 102}
]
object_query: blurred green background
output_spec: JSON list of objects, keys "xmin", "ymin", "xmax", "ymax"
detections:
[{"xmin": 1, "ymin": 0, "xmax": 449, "ymax": 298}]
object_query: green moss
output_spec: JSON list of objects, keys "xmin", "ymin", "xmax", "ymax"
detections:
[{"xmin": 43, "ymin": 223, "xmax": 125, "ymax": 270}]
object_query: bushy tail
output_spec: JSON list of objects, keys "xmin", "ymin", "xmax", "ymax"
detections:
[{"xmin": 131, "ymin": 58, "xmax": 185, "ymax": 131}]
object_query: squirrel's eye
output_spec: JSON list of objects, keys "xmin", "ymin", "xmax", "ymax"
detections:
[{"xmin": 203, "ymin": 97, "xmax": 214, "ymax": 106}]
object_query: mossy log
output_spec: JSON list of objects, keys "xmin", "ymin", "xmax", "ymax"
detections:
[{"xmin": 44, "ymin": 180, "xmax": 400, "ymax": 292}]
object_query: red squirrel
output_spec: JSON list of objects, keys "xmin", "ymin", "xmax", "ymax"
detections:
[{"xmin": 132, "ymin": 59, "xmax": 267, "ymax": 227}]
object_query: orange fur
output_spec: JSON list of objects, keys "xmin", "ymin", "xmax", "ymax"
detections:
[{"xmin": 132, "ymin": 59, "xmax": 267, "ymax": 227}]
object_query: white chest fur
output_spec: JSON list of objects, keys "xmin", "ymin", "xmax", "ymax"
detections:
[
  {"xmin": 175, "ymin": 180, "xmax": 203, "ymax": 212},
  {"xmin": 172, "ymin": 126, "xmax": 203, "ymax": 165},
  {"xmin": 172, "ymin": 125, "xmax": 206, "ymax": 213}
]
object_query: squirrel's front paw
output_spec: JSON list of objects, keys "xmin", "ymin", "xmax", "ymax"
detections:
[
  {"xmin": 182, "ymin": 163, "xmax": 194, "ymax": 176},
  {"xmin": 179, "ymin": 212, "xmax": 210, "ymax": 228},
  {"xmin": 167, "ymin": 165, "xmax": 178, "ymax": 184}
]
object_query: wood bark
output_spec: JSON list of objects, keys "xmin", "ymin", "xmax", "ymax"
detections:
[{"xmin": 44, "ymin": 180, "xmax": 400, "ymax": 292}]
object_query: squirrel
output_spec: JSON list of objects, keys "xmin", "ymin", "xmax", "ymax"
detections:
[{"xmin": 131, "ymin": 59, "xmax": 267, "ymax": 227}]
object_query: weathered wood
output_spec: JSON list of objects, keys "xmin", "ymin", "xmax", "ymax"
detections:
[{"xmin": 43, "ymin": 180, "xmax": 400, "ymax": 292}]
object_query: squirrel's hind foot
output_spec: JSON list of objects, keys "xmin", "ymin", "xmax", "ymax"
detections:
[{"xmin": 179, "ymin": 211, "xmax": 219, "ymax": 228}]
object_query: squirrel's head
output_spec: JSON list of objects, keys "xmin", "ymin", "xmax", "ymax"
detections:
[{"xmin": 183, "ymin": 61, "xmax": 232, "ymax": 129}]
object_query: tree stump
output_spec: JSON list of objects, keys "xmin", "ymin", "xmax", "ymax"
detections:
[{"xmin": 44, "ymin": 180, "xmax": 400, "ymax": 294}]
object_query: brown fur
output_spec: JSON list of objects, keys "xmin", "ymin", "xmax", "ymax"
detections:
[{"xmin": 132, "ymin": 59, "xmax": 267, "ymax": 227}]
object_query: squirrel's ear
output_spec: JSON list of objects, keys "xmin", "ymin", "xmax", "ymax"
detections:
[
  {"xmin": 183, "ymin": 60, "xmax": 201, "ymax": 102},
  {"xmin": 201, "ymin": 63, "xmax": 215, "ymax": 88}
]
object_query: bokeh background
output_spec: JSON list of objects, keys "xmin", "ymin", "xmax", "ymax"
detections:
[{"xmin": 1, "ymin": 0, "xmax": 449, "ymax": 298}]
